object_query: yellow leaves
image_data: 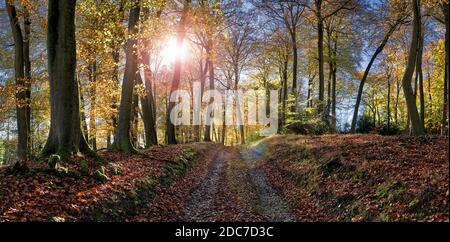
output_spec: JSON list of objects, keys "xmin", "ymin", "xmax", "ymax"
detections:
[
  {"xmin": 134, "ymin": 84, "xmax": 147, "ymax": 98},
  {"xmin": 423, "ymin": 0, "xmax": 449, "ymax": 7}
]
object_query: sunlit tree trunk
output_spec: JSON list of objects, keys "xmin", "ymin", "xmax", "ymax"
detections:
[
  {"xmin": 131, "ymin": 92, "xmax": 139, "ymax": 147},
  {"xmin": 89, "ymin": 62, "xmax": 97, "ymax": 150},
  {"xmin": 204, "ymin": 45, "xmax": 214, "ymax": 142},
  {"xmin": 401, "ymin": 0, "xmax": 424, "ymax": 135},
  {"xmin": 79, "ymin": 76, "xmax": 89, "ymax": 139},
  {"xmin": 194, "ymin": 55, "xmax": 208, "ymax": 142}
]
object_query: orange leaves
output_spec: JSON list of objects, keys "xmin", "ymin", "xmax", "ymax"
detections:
[
  {"xmin": 0, "ymin": 144, "xmax": 201, "ymax": 221},
  {"xmin": 260, "ymin": 134, "xmax": 449, "ymax": 222}
]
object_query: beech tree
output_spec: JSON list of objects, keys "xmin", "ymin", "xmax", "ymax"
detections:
[
  {"xmin": 402, "ymin": 0, "xmax": 425, "ymax": 135},
  {"xmin": 350, "ymin": 1, "xmax": 407, "ymax": 132},
  {"xmin": 167, "ymin": 0, "xmax": 190, "ymax": 144},
  {"xmin": 307, "ymin": 0, "xmax": 356, "ymax": 117},
  {"xmin": 5, "ymin": 0, "xmax": 31, "ymax": 160},
  {"xmin": 42, "ymin": 0, "xmax": 91, "ymax": 156},
  {"xmin": 112, "ymin": 1, "xmax": 141, "ymax": 153}
]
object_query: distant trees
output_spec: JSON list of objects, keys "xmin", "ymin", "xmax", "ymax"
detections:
[
  {"xmin": 307, "ymin": 0, "xmax": 356, "ymax": 117},
  {"xmin": 221, "ymin": 2, "xmax": 255, "ymax": 144},
  {"xmin": 351, "ymin": 1, "xmax": 408, "ymax": 133},
  {"xmin": 256, "ymin": 1, "xmax": 305, "ymax": 111},
  {"xmin": 1, "ymin": 0, "xmax": 450, "ymax": 162}
]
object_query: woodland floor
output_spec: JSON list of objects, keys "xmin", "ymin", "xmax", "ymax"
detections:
[{"xmin": 0, "ymin": 134, "xmax": 448, "ymax": 222}]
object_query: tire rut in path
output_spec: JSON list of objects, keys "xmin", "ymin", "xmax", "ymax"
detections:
[
  {"xmin": 181, "ymin": 145, "xmax": 296, "ymax": 222},
  {"xmin": 241, "ymin": 148, "xmax": 297, "ymax": 222},
  {"xmin": 181, "ymin": 148, "xmax": 225, "ymax": 221}
]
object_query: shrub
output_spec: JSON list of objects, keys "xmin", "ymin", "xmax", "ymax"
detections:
[
  {"xmin": 356, "ymin": 115, "xmax": 375, "ymax": 134},
  {"xmin": 285, "ymin": 118, "xmax": 331, "ymax": 135}
]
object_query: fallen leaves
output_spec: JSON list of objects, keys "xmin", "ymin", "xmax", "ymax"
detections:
[
  {"xmin": 0, "ymin": 144, "xmax": 205, "ymax": 222},
  {"xmin": 260, "ymin": 134, "xmax": 449, "ymax": 222}
]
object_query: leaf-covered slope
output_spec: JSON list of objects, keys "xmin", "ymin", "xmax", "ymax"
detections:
[{"xmin": 258, "ymin": 134, "xmax": 449, "ymax": 222}]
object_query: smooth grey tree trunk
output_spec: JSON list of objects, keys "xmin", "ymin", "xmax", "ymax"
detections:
[
  {"xmin": 112, "ymin": 3, "xmax": 141, "ymax": 153},
  {"xmin": 204, "ymin": 49, "xmax": 214, "ymax": 142},
  {"xmin": 43, "ymin": 0, "xmax": 90, "ymax": 157},
  {"xmin": 401, "ymin": 0, "xmax": 424, "ymax": 135}
]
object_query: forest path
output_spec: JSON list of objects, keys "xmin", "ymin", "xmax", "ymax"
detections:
[
  {"xmin": 239, "ymin": 146, "xmax": 297, "ymax": 222},
  {"xmin": 180, "ymin": 144, "xmax": 296, "ymax": 222},
  {"xmin": 181, "ymin": 147, "xmax": 226, "ymax": 221}
]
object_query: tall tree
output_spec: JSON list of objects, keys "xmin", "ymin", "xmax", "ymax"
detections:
[
  {"xmin": 350, "ymin": 3, "xmax": 407, "ymax": 132},
  {"xmin": 308, "ymin": 0, "xmax": 355, "ymax": 117},
  {"xmin": 137, "ymin": 5, "xmax": 160, "ymax": 148},
  {"xmin": 112, "ymin": 1, "xmax": 141, "ymax": 153},
  {"xmin": 5, "ymin": 0, "xmax": 31, "ymax": 160},
  {"xmin": 257, "ymin": 1, "xmax": 304, "ymax": 109},
  {"xmin": 416, "ymin": 14, "xmax": 425, "ymax": 130},
  {"xmin": 441, "ymin": 1, "xmax": 449, "ymax": 135},
  {"xmin": 402, "ymin": 0, "xmax": 425, "ymax": 135},
  {"xmin": 167, "ymin": 0, "xmax": 190, "ymax": 144},
  {"xmin": 42, "ymin": 0, "xmax": 91, "ymax": 156}
]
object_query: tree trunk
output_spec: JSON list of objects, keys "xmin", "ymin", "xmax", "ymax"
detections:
[
  {"xmin": 441, "ymin": 3, "xmax": 449, "ymax": 135},
  {"xmin": 112, "ymin": 2, "xmax": 141, "ymax": 153},
  {"xmin": 401, "ymin": 0, "xmax": 424, "ymax": 135},
  {"xmin": 291, "ymin": 30, "xmax": 298, "ymax": 112},
  {"xmin": 138, "ymin": 68, "xmax": 158, "ymax": 147},
  {"xmin": 138, "ymin": 7, "xmax": 159, "ymax": 148},
  {"xmin": 387, "ymin": 77, "xmax": 391, "ymax": 133},
  {"xmin": 317, "ymin": 15, "xmax": 325, "ymax": 115},
  {"xmin": 167, "ymin": 0, "xmax": 190, "ymax": 144},
  {"xmin": 89, "ymin": 62, "xmax": 97, "ymax": 150},
  {"xmin": 79, "ymin": 78, "xmax": 89, "ymax": 139},
  {"xmin": 194, "ymin": 54, "xmax": 208, "ymax": 142},
  {"xmin": 221, "ymin": 102, "xmax": 226, "ymax": 144},
  {"xmin": 204, "ymin": 48, "xmax": 214, "ymax": 142},
  {"xmin": 395, "ymin": 78, "xmax": 401, "ymax": 125},
  {"xmin": 331, "ymin": 35, "xmax": 338, "ymax": 130},
  {"xmin": 350, "ymin": 22, "xmax": 399, "ymax": 132},
  {"xmin": 417, "ymin": 20, "xmax": 425, "ymax": 130},
  {"xmin": 43, "ymin": 0, "xmax": 90, "ymax": 157},
  {"xmin": 23, "ymin": 1, "xmax": 32, "ymax": 157},
  {"xmin": 281, "ymin": 57, "xmax": 288, "ymax": 127},
  {"xmin": 131, "ymin": 92, "xmax": 139, "ymax": 147},
  {"xmin": 6, "ymin": 0, "xmax": 29, "ymax": 160},
  {"xmin": 307, "ymin": 74, "xmax": 313, "ymax": 108}
]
